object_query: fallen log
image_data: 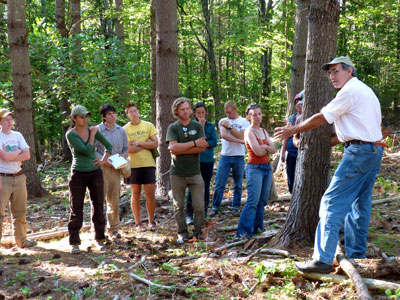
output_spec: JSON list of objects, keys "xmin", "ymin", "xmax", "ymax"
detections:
[
  {"xmin": 301, "ymin": 272, "xmax": 400, "ymax": 291},
  {"xmin": 220, "ymin": 194, "xmax": 291, "ymax": 207},
  {"xmin": 46, "ymin": 184, "xmax": 69, "ymax": 191},
  {"xmin": 129, "ymin": 273, "xmax": 174, "ymax": 290},
  {"xmin": 218, "ymin": 218, "xmax": 286, "ymax": 232},
  {"xmin": 336, "ymin": 245, "xmax": 373, "ymax": 300},
  {"xmin": 372, "ymin": 196, "xmax": 400, "ymax": 206}
]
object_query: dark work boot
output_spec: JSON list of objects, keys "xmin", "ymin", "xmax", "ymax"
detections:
[{"xmin": 295, "ymin": 260, "xmax": 333, "ymax": 274}]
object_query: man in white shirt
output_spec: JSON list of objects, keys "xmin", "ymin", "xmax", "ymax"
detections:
[
  {"xmin": 275, "ymin": 57, "xmax": 384, "ymax": 273},
  {"xmin": 0, "ymin": 109, "xmax": 36, "ymax": 248},
  {"xmin": 209, "ymin": 101, "xmax": 250, "ymax": 217}
]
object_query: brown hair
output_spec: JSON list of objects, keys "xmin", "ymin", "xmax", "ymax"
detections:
[
  {"xmin": 245, "ymin": 104, "xmax": 260, "ymax": 121},
  {"xmin": 125, "ymin": 103, "xmax": 139, "ymax": 114},
  {"xmin": 172, "ymin": 97, "xmax": 191, "ymax": 118}
]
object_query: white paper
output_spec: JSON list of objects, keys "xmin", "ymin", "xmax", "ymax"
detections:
[{"xmin": 107, "ymin": 154, "xmax": 128, "ymax": 169}]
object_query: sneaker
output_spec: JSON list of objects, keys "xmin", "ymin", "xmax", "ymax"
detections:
[
  {"xmin": 136, "ymin": 223, "xmax": 147, "ymax": 232},
  {"xmin": 186, "ymin": 216, "xmax": 194, "ymax": 225},
  {"xmin": 177, "ymin": 233, "xmax": 188, "ymax": 244},
  {"xmin": 17, "ymin": 239, "xmax": 37, "ymax": 248},
  {"xmin": 71, "ymin": 245, "xmax": 80, "ymax": 254},
  {"xmin": 95, "ymin": 240, "xmax": 107, "ymax": 251},
  {"xmin": 295, "ymin": 259, "xmax": 333, "ymax": 274},
  {"xmin": 111, "ymin": 231, "xmax": 122, "ymax": 240},
  {"xmin": 148, "ymin": 222, "xmax": 157, "ymax": 231},
  {"xmin": 208, "ymin": 209, "xmax": 218, "ymax": 218},
  {"xmin": 232, "ymin": 209, "xmax": 241, "ymax": 217}
]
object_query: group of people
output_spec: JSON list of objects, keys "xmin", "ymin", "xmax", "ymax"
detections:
[{"xmin": 0, "ymin": 56, "xmax": 385, "ymax": 276}]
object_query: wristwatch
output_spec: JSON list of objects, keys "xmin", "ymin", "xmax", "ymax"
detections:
[{"xmin": 228, "ymin": 125, "xmax": 234, "ymax": 130}]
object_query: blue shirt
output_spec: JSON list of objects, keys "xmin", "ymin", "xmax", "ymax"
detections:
[{"xmin": 201, "ymin": 120, "xmax": 217, "ymax": 163}]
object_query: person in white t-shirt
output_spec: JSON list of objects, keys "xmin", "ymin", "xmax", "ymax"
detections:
[
  {"xmin": 0, "ymin": 109, "xmax": 36, "ymax": 249},
  {"xmin": 209, "ymin": 101, "xmax": 250, "ymax": 217},
  {"xmin": 275, "ymin": 57, "xmax": 384, "ymax": 274}
]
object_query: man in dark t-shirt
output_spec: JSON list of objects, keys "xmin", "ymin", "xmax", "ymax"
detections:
[{"xmin": 166, "ymin": 98, "xmax": 208, "ymax": 243}]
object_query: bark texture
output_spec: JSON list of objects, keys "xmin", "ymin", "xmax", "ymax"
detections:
[
  {"xmin": 288, "ymin": 0, "xmax": 309, "ymax": 117},
  {"xmin": 277, "ymin": 0, "xmax": 340, "ymax": 248},
  {"xmin": 155, "ymin": 0, "xmax": 179, "ymax": 196},
  {"xmin": 7, "ymin": 0, "xmax": 43, "ymax": 196}
]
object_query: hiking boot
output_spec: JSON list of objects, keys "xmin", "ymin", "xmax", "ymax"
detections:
[
  {"xmin": 71, "ymin": 245, "xmax": 80, "ymax": 254},
  {"xmin": 208, "ymin": 209, "xmax": 218, "ymax": 218},
  {"xmin": 295, "ymin": 260, "xmax": 333, "ymax": 274},
  {"xmin": 232, "ymin": 208, "xmax": 241, "ymax": 217},
  {"xmin": 17, "ymin": 239, "xmax": 37, "ymax": 248}
]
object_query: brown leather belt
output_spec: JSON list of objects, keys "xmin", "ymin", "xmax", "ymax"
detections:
[
  {"xmin": 0, "ymin": 170, "xmax": 24, "ymax": 177},
  {"xmin": 344, "ymin": 140, "xmax": 373, "ymax": 147}
]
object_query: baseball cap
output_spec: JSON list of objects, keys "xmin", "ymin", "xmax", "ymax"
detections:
[
  {"xmin": 71, "ymin": 105, "xmax": 91, "ymax": 117},
  {"xmin": 0, "ymin": 108, "xmax": 13, "ymax": 119},
  {"xmin": 322, "ymin": 56, "xmax": 355, "ymax": 71},
  {"xmin": 296, "ymin": 100, "xmax": 304, "ymax": 105},
  {"xmin": 294, "ymin": 90, "xmax": 304, "ymax": 101}
]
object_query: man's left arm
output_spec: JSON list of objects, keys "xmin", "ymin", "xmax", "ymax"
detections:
[{"xmin": 14, "ymin": 147, "xmax": 30, "ymax": 162}]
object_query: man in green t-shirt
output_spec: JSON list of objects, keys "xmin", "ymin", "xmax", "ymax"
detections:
[{"xmin": 166, "ymin": 98, "xmax": 208, "ymax": 243}]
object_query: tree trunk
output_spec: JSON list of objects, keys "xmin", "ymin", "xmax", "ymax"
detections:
[
  {"xmin": 114, "ymin": 0, "xmax": 130, "ymax": 103},
  {"xmin": 201, "ymin": 0, "xmax": 221, "ymax": 123},
  {"xmin": 55, "ymin": 0, "xmax": 72, "ymax": 161},
  {"xmin": 150, "ymin": 0, "xmax": 156, "ymax": 125},
  {"xmin": 259, "ymin": 0, "xmax": 273, "ymax": 126},
  {"xmin": 7, "ymin": 0, "xmax": 43, "ymax": 197},
  {"xmin": 288, "ymin": 0, "xmax": 309, "ymax": 118},
  {"xmin": 276, "ymin": 0, "xmax": 340, "ymax": 248},
  {"xmin": 155, "ymin": 0, "xmax": 179, "ymax": 196}
]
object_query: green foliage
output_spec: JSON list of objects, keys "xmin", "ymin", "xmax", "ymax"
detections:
[
  {"xmin": 385, "ymin": 288, "xmax": 400, "ymax": 299},
  {"xmin": 249, "ymin": 259, "xmax": 298, "ymax": 283}
]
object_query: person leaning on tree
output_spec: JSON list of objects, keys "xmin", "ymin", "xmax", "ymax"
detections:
[
  {"xmin": 0, "ymin": 108, "xmax": 36, "ymax": 249},
  {"xmin": 166, "ymin": 97, "xmax": 208, "ymax": 244},
  {"xmin": 275, "ymin": 56, "xmax": 385, "ymax": 273},
  {"xmin": 95, "ymin": 104, "xmax": 130, "ymax": 241}
]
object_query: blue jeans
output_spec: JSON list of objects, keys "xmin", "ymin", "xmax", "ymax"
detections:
[
  {"xmin": 286, "ymin": 152, "xmax": 297, "ymax": 194},
  {"xmin": 187, "ymin": 162, "xmax": 214, "ymax": 217},
  {"xmin": 313, "ymin": 144, "xmax": 383, "ymax": 265},
  {"xmin": 237, "ymin": 163, "xmax": 272, "ymax": 237},
  {"xmin": 212, "ymin": 155, "xmax": 245, "ymax": 210}
]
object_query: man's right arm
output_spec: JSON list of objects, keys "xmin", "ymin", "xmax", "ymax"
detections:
[{"xmin": 275, "ymin": 113, "xmax": 328, "ymax": 140}]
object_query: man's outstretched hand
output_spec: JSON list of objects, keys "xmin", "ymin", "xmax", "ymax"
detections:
[{"xmin": 274, "ymin": 122, "xmax": 294, "ymax": 141}]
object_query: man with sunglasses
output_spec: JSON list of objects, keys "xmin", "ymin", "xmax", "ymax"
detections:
[
  {"xmin": 275, "ymin": 57, "xmax": 383, "ymax": 274},
  {"xmin": 166, "ymin": 98, "xmax": 208, "ymax": 243}
]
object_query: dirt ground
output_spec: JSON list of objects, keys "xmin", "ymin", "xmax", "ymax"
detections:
[{"xmin": 0, "ymin": 143, "xmax": 399, "ymax": 300}]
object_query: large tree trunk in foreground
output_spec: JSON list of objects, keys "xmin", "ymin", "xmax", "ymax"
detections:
[
  {"xmin": 287, "ymin": 0, "xmax": 309, "ymax": 118},
  {"xmin": 155, "ymin": 0, "xmax": 179, "ymax": 196},
  {"xmin": 7, "ymin": 0, "xmax": 43, "ymax": 196},
  {"xmin": 276, "ymin": 0, "xmax": 340, "ymax": 248}
]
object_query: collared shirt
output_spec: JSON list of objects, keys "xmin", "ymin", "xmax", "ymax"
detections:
[
  {"xmin": 95, "ymin": 123, "xmax": 128, "ymax": 158},
  {"xmin": 321, "ymin": 77, "xmax": 382, "ymax": 143}
]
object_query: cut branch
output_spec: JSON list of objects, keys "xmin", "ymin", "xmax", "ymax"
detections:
[
  {"xmin": 336, "ymin": 244, "xmax": 373, "ymax": 300},
  {"xmin": 129, "ymin": 273, "xmax": 174, "ymax": 290}
]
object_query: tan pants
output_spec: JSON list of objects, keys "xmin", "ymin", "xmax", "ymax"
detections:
[
  {"xmin": 0, "ymin": 174, "xmax": 28, "ymax": 245},
  {"xmin": 101, "ymin": 166, "xmax": 123, "ymax": 234}
]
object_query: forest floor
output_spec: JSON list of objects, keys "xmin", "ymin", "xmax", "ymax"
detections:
[{"xmin": 0, "ymin": 143, "xmax": 399, "ymax": 300}]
